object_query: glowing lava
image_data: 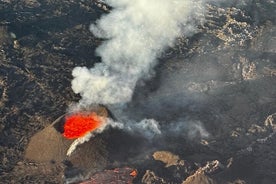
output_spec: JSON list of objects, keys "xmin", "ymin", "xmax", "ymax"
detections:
[{"xmin": 63, "ymin": 112, "xmax": 102, "ymax": 139}]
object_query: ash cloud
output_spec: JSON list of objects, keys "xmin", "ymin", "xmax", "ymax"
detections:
[{"xmin": 71, "ymin": 0, "xmax": 207, "ymax": 106}]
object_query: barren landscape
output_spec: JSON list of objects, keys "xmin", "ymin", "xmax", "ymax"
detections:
[{"xmin": 0, "ymin": 0, "xmax": 275, "ymax": 183}]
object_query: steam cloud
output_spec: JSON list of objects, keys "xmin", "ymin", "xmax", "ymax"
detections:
[
  {"xmin": 70, "ymin": 0, "xmax": 212, "ymax": 141},
  {"xmin": 72, "ymin": 0, "xmax": 206, "ymax": 106}
]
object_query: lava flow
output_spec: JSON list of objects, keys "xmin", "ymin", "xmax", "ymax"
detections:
[{"xmin": 63, "ymin": 112, "xmax": 102, "ymax": 139}]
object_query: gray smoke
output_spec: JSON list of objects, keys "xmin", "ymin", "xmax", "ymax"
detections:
[
  {"xmin": 71, "ymin": 0, "xmax": 206, "ymax": 106},
  {"xmin": 167, "ymin": 120, "xmax": 210, "ymax": 140},
  {"xmin": 69, "ymin": 0, "xmax": 216, "ymax": 141}
]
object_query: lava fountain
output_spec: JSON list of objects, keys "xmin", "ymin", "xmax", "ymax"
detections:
[{"xmin": 63, "ymin": 112, "xmax": 103, "ymax": 139}]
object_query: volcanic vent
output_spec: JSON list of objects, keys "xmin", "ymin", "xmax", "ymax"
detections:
[{"xmin": 20, "ymin": 0, "xmax": 276, "ymax": 184}]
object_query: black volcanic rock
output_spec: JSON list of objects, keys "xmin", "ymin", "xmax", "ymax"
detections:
[{"xmin": 0, "ymin": 1, "xmax": 275, "ymax": 184}]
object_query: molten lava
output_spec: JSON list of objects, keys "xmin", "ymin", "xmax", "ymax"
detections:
[
  {"xmin": 63, "ymin": 112, "xmax": 102, "ymax": 139},
  {"xmin": 130, "ymin": 170, "xmax": 138, "ymax": 177}
]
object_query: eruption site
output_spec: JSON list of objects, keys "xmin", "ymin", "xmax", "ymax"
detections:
[
  {"xmin": 9, "ymin": 0, "xmax": 275, "ymax": 183},
  {"xmin": 63, "ymin": 112, "xmax": 103, "ymax": 139},
  {"xmin": 69, "ymin": 0, "xmax": 210, "ymax": 139}
]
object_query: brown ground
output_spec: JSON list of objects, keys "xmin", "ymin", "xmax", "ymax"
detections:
[{"xmin": 0, "ymin": 0, "xmax": 105, "ymax": 182}]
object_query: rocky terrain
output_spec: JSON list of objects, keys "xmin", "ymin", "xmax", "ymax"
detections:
[{"xmin": 0, "ymin": 0, "xmax": 275, "ymax": 183}]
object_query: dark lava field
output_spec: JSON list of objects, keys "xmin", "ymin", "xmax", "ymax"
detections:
[{"xmin": 0, "ymin": 0, "xmax": 275, "ymax": 183}]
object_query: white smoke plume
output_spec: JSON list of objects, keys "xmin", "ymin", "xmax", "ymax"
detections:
[
  {"xmin": 66, "ymin": 117, "xmax": 124, "ymax": 156},
  {"xmin": 167, "ymin": 120, "xmax": 210, "ymax": 140},
  {"xmin": 126, "ymin": 118, "xmax": 162, "ymax": 138},
  {"xmin": 71, "ymin": 0, "xmax": 206, "ymax": 106},
  {"xmin": 66, "ymin": 117, "xmax": 161, "ymax": 156}
]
